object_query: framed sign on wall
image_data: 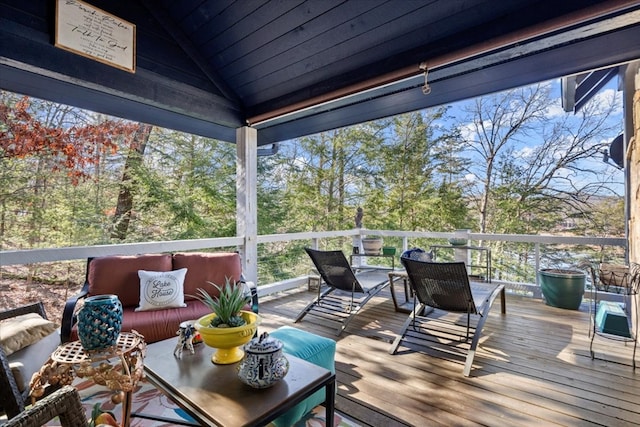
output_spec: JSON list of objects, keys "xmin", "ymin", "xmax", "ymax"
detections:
[{"xmin": 55, "ymin": 0, "xmax": 136, "ymax": 73}]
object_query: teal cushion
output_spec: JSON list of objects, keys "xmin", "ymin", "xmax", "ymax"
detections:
[{"xmin": 270, "ymin": 326, "xmax": 336, "ymax": 427}]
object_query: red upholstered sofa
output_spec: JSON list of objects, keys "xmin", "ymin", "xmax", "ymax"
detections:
[{"xmin": 61, "ymin": 252, "xmax": 258, "ymax": 344}]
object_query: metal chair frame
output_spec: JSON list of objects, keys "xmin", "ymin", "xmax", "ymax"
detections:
[
  {"xmin": 588, "ymin": 262, "xmax": 640, "ymax": 369},
  {"xmin": 296, "ymin": 248, "xmax": 389, "ymax": 335},
  {"xmin": 390, "ymin": 258, "xmax": 506, "ymax": 376}
]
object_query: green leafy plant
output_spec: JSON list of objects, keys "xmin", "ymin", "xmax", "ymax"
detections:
[{"xmin": 193, "ymin": 277, "xmax": 250, "ymax": 328}]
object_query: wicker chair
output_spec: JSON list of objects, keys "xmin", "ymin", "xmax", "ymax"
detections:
[
  {"xmin": 1, "ymin": 303, "xmax": 60, "ymax": 419},
  {"xmin": 390, "ymin": 259, "xmax": 506, "ymax": 376},
  {"xmin": 296, "ymin": 248, "xmax": 389, "ymax": 335},
  {"xmin": 3, "ymin": 385, "xmax": 87, "ymax": 427}
]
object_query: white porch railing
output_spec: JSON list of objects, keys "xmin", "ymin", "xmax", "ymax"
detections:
[{"xmin": 0, "ymin": 230, "xmax": 627, "ymax": 299}]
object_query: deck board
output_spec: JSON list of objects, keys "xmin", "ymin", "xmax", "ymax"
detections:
[{"xmin": 258, "ymin": 287, "xmax": 640, "ymax": 426}]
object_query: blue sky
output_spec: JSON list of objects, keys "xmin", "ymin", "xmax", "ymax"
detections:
[{"xmin": 440, "ymin": 77, "xmax": 625, "ymax": 196}]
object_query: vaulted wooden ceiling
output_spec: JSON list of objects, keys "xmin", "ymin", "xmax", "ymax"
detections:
[{"xmin": 1, "ymin": 0, "xmax": 640, "ymax": 145}]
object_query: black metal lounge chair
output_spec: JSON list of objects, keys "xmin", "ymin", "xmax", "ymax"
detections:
[
  {"xmin": 296, "ymin": 248, "xmax": 389, "ymax": 335},
  {"xmin": 390, "ymin": 258, "xmax": 506, "ymax": 376}
]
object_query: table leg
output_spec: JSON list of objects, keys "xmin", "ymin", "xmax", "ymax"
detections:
[
  {"xmin": 403, "ymin": 277, "xmax": 411, "ymax": 303},
  {"xmin": 325, "ymin": 376, "xmax": 336, "ymax": 427},
  {"xmin": 389, "ymin": 273, "xmax": 413, "ymax": 313},
  {"xmin": 122, "ymin": 390, "xmax": 133, "ymax": 427},
  {"xmin": 388, "ymin": 273, "xmax": 400, "ymax": 311}
]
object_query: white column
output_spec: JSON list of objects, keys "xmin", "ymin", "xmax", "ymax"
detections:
[
  {"xmin": 236, "ymin": 127, "xmax": 258, "ymax": 284},
  {"xmin": 454, "ymin": 229, "xmax": 471, "ymax": 274},
  {"xmin": 352, "ymin": 234, "xmax": 362, "ymax": 267}
]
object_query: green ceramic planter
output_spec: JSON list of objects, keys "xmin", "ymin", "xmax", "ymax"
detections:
[{"xmin": 538, "ymin": 268, "xmax": 586, "ymax": 310}]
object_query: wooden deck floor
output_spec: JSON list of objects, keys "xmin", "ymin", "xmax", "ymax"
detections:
[{"xmin": 258, "ymin": 286, "xmax": 640, "ymax": 427}]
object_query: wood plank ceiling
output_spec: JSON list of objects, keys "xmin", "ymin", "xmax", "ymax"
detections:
[{"xmin": 1, "ymin": 0, "xmax": 640, "ymax": 145}]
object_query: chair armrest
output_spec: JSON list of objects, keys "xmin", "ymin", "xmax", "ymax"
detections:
[
  {"xmin": 240, "ymin": 275, "xmax": 259, "ymax": 314},
  {"xmin": 0, "ymin": 302, "xmax": 47, "ymax": 321},
  {"xmin": 60, "ymin": 283, "xmax": 89, "ymax": 343},
  {"xmin": 0, "ymin": 345, "xmax": 25, "ymax": 419},
  {"xmin": 3, "ymin": 385, "xmax": 88, "ymax": 427},
  {"xmin": 1, "ymin": 302, "xmax": 53, "ymax": 418}
]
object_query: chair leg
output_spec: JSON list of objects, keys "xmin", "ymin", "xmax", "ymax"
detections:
[
  {"xmin": 589, "ymin": 303, "xmax": 597, "ymax": 360},
  {"xmin": 389, "ymin": 303, "xmax": 426, "ymax": 355},
  {"xmin": 336, "ymin": 289, "xmax": 380, "ymax": 336},
  {"xmin": 633, "ymin": 301, "xmax": 638, "ymax": 370},
  {"xmin": 632, "ymin": 336, "xmax": 637, "ymax": 370},
  {"xmin": 463, "ymin": 312, "xmax": 489, "ymax": 377},
  {"xmin": 294, "ymin": 288, "xmax": 335, "ymax": 323},
  {"xmin": 463, "ymin": 285, "xmax": 504, "ymax": 376},
  {"xmin": 465, "ymin": 311, "xmax": 471, "ymax": 341}
]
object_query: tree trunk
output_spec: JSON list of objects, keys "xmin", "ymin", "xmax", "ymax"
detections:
[{"xmin": 111, "ymin": 124, "xmax": 152, "ymax": 240}]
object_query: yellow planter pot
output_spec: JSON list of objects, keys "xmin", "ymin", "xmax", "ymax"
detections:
[{"xmin": 195, "ymin": 311, "xmax": 261, "ymax": 364}]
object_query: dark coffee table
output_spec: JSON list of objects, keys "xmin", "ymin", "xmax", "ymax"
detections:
[{"xmin": 143, "ymin": 336, "xmax": 336, "ymax": 427}]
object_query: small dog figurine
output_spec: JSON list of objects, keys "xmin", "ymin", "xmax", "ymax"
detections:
[{"xmin": 174, "ymin": 322, "xmax": 197, "ymax": 359}]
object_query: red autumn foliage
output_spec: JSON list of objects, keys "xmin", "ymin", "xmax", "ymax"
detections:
[{"xmin": 0, "ymin": 96, "xmax": 139, "ymax": 184}]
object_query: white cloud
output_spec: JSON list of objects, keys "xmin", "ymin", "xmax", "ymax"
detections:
[
  {"xmin": 514, "ymin": 146, "xmax": 534, "ymax": 158},
  {"xmin": 459, "ymin": 122, "xmax": 477, "ymax": 141},
  {"xmin": 544, "ymin": 98, "xmax": 566, "ymax": 118},
  {"xmin": 459, "ymin": 120, "xmax": 492, "ymax": 145},
  {"xmin": 589, "ymin": 88, "xmax": 622, "ymax": 115}
]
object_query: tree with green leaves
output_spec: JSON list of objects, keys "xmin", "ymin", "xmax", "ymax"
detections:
[
  {"xmin": 276, "ymin": 124, "xmax": 387, "ymax": 232},
  {"xmin": 0, "ymin": 92, "xmax": 136, "ymax": 249},
  {"xmin": 374, "ymin": 110, "xmax": 470, "ymax": 232},
  {"xmin": 131, "ymin": 129, "xmax": 238, "ymax": 240}
]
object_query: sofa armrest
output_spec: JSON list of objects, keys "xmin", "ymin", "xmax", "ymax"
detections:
[
  {"xmin": 60, "ymin": 283, "xmax": 89, "ymax": 343},
  {"xmin": 240, "ymin": 276, "xmax": 259, "ymax": 314}
]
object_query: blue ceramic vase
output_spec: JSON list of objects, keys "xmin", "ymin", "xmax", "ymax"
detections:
[{"xmin": 77, "ymin": 294, "xmax": 123, "ymax": 351}]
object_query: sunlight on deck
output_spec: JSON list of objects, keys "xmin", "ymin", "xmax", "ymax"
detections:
[{"xmin": 259, "ymin": 287, "xmax": 640, "ymax": 426}]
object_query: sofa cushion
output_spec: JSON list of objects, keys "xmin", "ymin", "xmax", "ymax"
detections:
[
  {"xmin": 69, "ymin": 301, "xmax": 211, "ymax": 344},
  {"xmin": 136, "ymin": 268, "xmax": 188, "ymax": 311},
  {"xmin": 124, "ymin": 301, "xmax": 210, "ymax": 344},
  {"xmin": 0, "ymin": 313, "xmax": 58, "ymax": 356},
  {"xmin": 173, "ymin": 252, "xmax": 242, "ymax": 300},
  {"xmin": 88, "ymin": 254, "xmax": 173, "ymax": 307}
]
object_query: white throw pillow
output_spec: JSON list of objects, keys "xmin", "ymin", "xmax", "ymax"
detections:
[{"xmin": 136, "ymin": 268, "xmax": 188, "ymax": 311}]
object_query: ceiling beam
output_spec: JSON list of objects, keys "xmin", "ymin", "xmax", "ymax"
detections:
[
  {"xmin": 0, "ymin": 62, "xmax": 238, "ymax": 141},
  {"xmin": 247, "ymin": 0, "xmax": 640, "ymax": 126},
  {"xmin": 256, "ymin": 23, "xmax": 640, "ymax": 145},
  {"xmin": 139, "ymin": 0, "xmax": 243, "ymax": 107}
]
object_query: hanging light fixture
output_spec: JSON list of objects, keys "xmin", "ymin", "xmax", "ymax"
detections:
[
  {"xmin": 419, "ymin": 62, "xmax": 431, "ymax": 95},
  {"xmin": 602, "ymin": 134, "xmax": 624, "ymax": 169}
]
